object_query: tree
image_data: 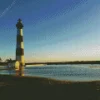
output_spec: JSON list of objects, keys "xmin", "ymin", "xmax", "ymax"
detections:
[
  {"xmin": 0, "ymin": 57, "xmax": 2, "ymax": 62},
  {"xmin": 5, "ymin": 58, "xmax": 13, "ymax": 63}
]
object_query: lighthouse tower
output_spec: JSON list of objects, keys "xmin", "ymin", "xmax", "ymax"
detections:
[{"xmin": 16, "ymin": 19, "xmax": 25, "ymax": 76}]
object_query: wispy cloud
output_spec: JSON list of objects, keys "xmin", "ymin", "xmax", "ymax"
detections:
[{"xmin": 0, "ymin": 0, "xmax": 17, "ymax": 18}]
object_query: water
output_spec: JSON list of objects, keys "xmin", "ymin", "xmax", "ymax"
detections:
[{"xmin": 0, "ymin": 64, "xmax": 100, "ymax": 81}]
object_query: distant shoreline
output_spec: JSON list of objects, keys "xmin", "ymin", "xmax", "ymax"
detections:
[
  {"xmin": 0, "ymin": 61, "xmax": 100, "ymax": 66},
  {"xmin": 25, "ymin": 61, "xmax": 100, "ymax": 65}
]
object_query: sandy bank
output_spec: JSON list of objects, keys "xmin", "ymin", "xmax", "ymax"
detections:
[{"xmin": 0, "ymin": 75, "xmax": 100, "ymax": 100}]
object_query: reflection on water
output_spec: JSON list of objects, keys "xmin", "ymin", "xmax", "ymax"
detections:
[{"xmin": 1, "ymin": 64, "xmax": 100, "ymax": 81}]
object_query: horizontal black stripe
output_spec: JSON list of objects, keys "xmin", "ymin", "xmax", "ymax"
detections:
[
  {"xmin": 16, "ymin": 23, "xmax": 24, "ymax": 29},
  {"xmin": 17, "ymin": 35, "xmax": 23, "ymax": 42},
  {"xmin": 16, "ymin": 48, "xmax": 24, "ymax": 55}
]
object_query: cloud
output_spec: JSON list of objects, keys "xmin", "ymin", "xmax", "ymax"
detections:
[{"xmin": 0, "ymin": 0, "xmax": 17, "ymax": 18}]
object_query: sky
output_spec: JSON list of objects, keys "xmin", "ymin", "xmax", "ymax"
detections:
[{"xmin": 0, "ymin": 0, "xmax": 100, "ymax": 62}]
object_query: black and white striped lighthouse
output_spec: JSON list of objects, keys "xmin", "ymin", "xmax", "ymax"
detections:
[{"xmin": 16, "ymin": 19, "xmax": 25, "ymax": 76}]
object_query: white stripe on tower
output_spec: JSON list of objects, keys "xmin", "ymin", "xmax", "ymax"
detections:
[
  {"xmin": 17, "ymin": 29, "xmax": 23, "ymax": 36},
  {"xmin": 16, "ymin": 19, "xmax": 25, "ymax": 76}
]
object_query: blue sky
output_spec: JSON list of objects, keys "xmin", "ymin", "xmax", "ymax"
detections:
[{"xmin": 0, "ymin": 0, "xmax": 100, "ymax": 62}]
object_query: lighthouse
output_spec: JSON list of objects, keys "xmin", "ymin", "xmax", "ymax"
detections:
[{"xmin": 16, "ymin": 19, "xmax": 25, "ymax": 76}]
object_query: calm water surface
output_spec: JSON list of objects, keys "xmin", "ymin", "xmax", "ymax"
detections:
[{"xmin": 0, "ymin": 64, "xmax": 100, "ymax": 81}]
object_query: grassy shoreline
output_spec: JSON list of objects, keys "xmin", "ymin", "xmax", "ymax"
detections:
[{"xmin": 0, "ymin": 75, "xmax": 100, "ymax": 100}]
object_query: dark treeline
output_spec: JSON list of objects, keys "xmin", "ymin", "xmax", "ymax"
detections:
[
  {"xmin": 25, "ymin": 61, "xmax": 100, "ymax": 65},
  {"xmin": 0, "ymin": 62, "xmax": 7, "ymax": 66},
  {"xmin": 1, "ymin": 61, "xmax": 100, "ymax": 66}
]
